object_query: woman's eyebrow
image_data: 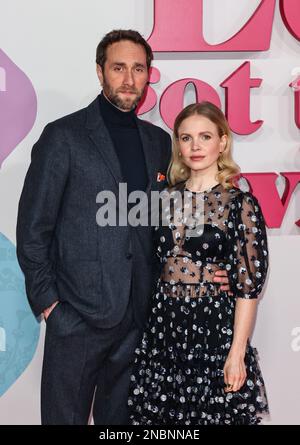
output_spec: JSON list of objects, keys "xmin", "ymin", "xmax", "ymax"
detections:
[{"xmin": 179, "ymin": 131, "xmax": 214, "ymax": 136}]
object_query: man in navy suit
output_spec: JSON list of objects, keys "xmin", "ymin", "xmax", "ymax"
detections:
[{"xmin": 16, "ymin": 29, "xmax": 230, "ymax": 425}]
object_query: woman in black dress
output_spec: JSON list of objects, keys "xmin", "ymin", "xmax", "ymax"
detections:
[{"xmin": 128, "ymin": 102, "xmax": 269, "ymax": 425}]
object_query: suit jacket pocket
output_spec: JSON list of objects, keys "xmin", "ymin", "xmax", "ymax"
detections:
[
  {"xmin": 56, "ymin": 259, "xmax": 102, "ymax": 314},
  {"xmin": 45, "ymin": 301, "xmax": 62, "ymax": 326}
]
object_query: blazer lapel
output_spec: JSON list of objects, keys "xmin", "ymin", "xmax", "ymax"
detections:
[
  {"xmin": 85, "ymin": 98, "xmax": 160, "ymax": 250},
  {"xmin": 86, "ymin": 97, "xmax": 123, "ymax": 188},
  {"xmin": 136, "ymin": 119, "xmax": 157, "ymax": 195}
]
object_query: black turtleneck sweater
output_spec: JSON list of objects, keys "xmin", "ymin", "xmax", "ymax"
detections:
[{"xmin": 99, "ymin": 92, "xmax": 148, "ymax": 194}]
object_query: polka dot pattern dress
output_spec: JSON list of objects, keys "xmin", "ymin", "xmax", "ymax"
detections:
[{"xmin": 128, "ymin": 182, "xmax": 269, "ymax": 425}]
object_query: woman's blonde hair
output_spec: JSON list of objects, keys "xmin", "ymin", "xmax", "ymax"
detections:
[{"xmin": 168, "ymin": 102, "xmax": 240, "ymax": 188}]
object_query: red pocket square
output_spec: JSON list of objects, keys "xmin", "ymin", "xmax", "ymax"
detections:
[{"xmin": 157, "ymin": 172, "xmax": 166, "ymax": 182}]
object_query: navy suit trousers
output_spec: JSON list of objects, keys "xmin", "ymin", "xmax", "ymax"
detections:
[{"xmin": 41, "ymin": 297, "xmax": 142, "ymax": 425}]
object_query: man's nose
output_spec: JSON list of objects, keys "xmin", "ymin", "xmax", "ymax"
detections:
[{"xmin": 123, "ymin": 69, "xmax": 134, "ymax": 86}]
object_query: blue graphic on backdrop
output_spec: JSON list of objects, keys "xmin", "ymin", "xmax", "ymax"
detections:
[{"xmin": 0, "ymin": 232, "xmax": 40, "ymax": 397}]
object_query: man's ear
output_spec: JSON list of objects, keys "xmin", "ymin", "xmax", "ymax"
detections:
[{"xmin": 96, "ymin": 64, "xmax": 104, "ymax": 86}]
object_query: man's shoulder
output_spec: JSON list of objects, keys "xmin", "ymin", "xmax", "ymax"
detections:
[
  {"xmin": 46, "ymin": 105, "xmax": 87, "ymax": 132},
  {"xmin": 45, "ymin": 96, "xmax": 101, "ymax": 133}
]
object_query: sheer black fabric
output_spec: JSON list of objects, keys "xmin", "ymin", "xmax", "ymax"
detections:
[{"xmin": 128, "ymin": 182, "xmax": 269, "ymax": 425}]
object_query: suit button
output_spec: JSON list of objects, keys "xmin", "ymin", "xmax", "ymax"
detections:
[{"xmin": 126, "ymin": 253, "xmax": 132, "ymax": 260}]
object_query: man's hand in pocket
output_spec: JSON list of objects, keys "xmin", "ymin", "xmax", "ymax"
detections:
[{"xmin": 43, "ymin": 301, "xmax": 59, "ymax": 321}]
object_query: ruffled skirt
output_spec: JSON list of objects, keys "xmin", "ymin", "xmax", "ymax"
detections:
[{"xmin": 128, "ymin": 281, "xmax": 269, "ymax": 425}]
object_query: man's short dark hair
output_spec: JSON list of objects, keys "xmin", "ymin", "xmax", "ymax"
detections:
[{"xmin": 96, "ymin": 29, "xmax": 153, "ymax": 71}]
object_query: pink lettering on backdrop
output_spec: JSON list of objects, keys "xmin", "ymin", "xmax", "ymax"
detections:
[
  {"xmin": 148, "ymin": 0, "xmax": 276, "ymax": 52},
  {"xmin": 148, "ymin": 64, "xmax": 263, "ymax": 134},
  {"xmin": 159, "ymin": 78, "xmax": 221, "ymax": 130},
  {"xmin": 136, "ymin": 67, "xmax": 160, "ymax": 115},
  {"xmin": 280, "ymin": 0, "xmax": 300, "ymax": 41},
  {"xmin": 290, "ymin": 78, "xmax": 300, "ymax": 129},
  {"xmin": 242, "ymin": 172, "xmax": 300, "ymax": 228},
  {"xmin": 221, "ymin": 62, "xmax": 263, "ymax": 135},
  {"xmin": 294, "ymin": 87, "xmax": 300, "ymax": 129},
  {"xmin": 0, "ymin": 49, "xmax": 37, "ymax": 168}
]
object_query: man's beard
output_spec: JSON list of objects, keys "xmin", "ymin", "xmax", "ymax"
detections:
[{"xmin": 102, "ymin": 79, "xmax": 145, "ymax": 111}]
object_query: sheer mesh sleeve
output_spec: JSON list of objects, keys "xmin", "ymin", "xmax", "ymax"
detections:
[{"xmin": 226, "ymin": 192, "xmax": 268, "ymax": 299}]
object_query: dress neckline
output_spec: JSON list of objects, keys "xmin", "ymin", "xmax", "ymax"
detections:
[{"xmin": 184, "ymin": 182, "xmax": 221, "ymax": 194}]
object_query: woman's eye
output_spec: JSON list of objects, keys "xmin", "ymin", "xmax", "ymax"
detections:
[
  {"xmin": 202, "ymin": 134, "xmax": 211, "ymax": 141},
  {"xmin": 182, "ymin": 136, "xmax": 190, "ymax": 142}
]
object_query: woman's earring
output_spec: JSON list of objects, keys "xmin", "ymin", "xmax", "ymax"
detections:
[{"xmin": 179, "ymin": 152, "xmax": 182, "ymax": 157}]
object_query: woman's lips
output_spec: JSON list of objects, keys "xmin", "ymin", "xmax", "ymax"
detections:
[{"xmin": 190, "ymin": 156, "xmax": 205, "ymax": 161}]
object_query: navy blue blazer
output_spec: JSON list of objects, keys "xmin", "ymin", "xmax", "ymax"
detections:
[{"xmin": 16, "ymin": 96, "xmax": 171, "ymax": 329}]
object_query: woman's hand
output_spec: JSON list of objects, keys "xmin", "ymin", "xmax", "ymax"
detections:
[{"xmin": 223, "ymin": 351, "xmax": 247, "ymax": 393}]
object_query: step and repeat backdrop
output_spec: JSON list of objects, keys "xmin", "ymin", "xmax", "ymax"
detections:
[{"xmin": 0, "ymin": 0, "xmax": 299, "ymax": 424}]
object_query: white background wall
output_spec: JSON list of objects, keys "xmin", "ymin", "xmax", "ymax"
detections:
[{"xmin": 0, "ymin": 0, "xmax": 299, "ymax": 424}]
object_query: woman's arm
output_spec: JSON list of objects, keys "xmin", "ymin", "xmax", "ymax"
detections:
[
  {"xmin": 223, "ymin": 192, "xmax": 268, "ymax": 392},
  {"xmin": 223, "ymin": 298, "xmax": 258, "ymax": 392}
]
